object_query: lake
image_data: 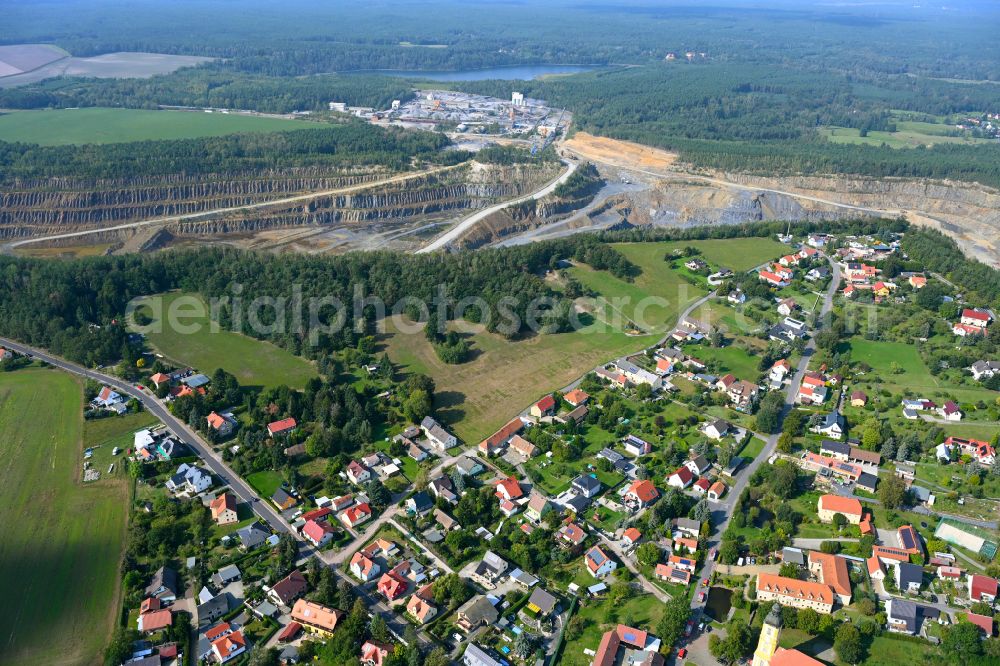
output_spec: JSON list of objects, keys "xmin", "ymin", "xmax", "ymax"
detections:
[{"xmin": 351, "ymin": 64, "xmax": 600, "ymax": 81}]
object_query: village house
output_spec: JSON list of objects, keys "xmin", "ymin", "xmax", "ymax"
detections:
[
  {"xmin": 456, "ymin": 596, "xmax": 500, "ymax": 633},
  {"xmin": 938, "ymin": 401, "xmax": 963, "ymax": 421},
  {"xmin": 271, "ymin": 488, "xmax": 297, "ymax": 511},
  {"xmin": 611, "ymin": 358, "xmax": 663, "ymax": 390},
  {"xmin": 817, "ymin": 494, "xmax": 863, "ymax": 524},
  {"xmin": 530, "ymin": 394, "xmax": 557, "ymax": 418},
  {"xmin": 896, "ymin": 562, "xmax": 924, "ymax": 594},
  {"xmin": 756, "ymin": 573, "xmax": 834, "ymax": 614},
  {"xmin": 585, "ymin": 545, "xmax": 617, "ymax": 578},
  {"xmin": 211, "ymin": 630, "xmax": 247, "ymax": 663},
  {"xmin": 406, "ymin": 585, "xmax": 437, "ymax": 624},
  {"xmin": 970, "ymin": 360, "xmax": 1000, "ymax": 381},
  {"xmin": 210, "ymin": 493, "xmax": 238, "ymax": 525},
  {"xmin": 267, "ymin": 570, "xmax": 309, "ymax": 608},
  {"xmin": 302, "ymin": 519, "xmax": 336, "ymax": 548},
  {"xmin": 945, "ymin": 436, "xmax": 996, "ymax": 464},
  {"xmin": 808, "ymin": 551, "xmax": 852, "ymax": 606},
  {"xmin": 471, "ymin": 551, "xmax": 510, "ymax": 589},
  {"xmin": 166, "ymin": 463, "xmax": 213, "ymax": 495},
  {"xmin": 777, "ymin": 298, "xmax": 798, "ymax": 316},
  {"xmin": 969, "ymin": 574, "xmax": 998, "ymax": 603},
  {"xmin": 572, "ymin": 474, "xmax": 603, "ymax": 498},
  {"xmin": 206, "ymin": 411, "xmax": 236, "ymax": 437},
  {"xmin": 360, "ymin": 641, "xmax": 392, "ymax": 666},
  {"xmin": 346, "ymin": 460, "xmax": 371, "ymax": 485},
  {"xmin": 478, "ymin": 417, "xmax": 525, "ymax": 456},
  {"xmin": 510, "ymin": 434, "xmax": 538, "ymax": 459},
  {"xmin": 236, "ymin": 523, "xmax": 270, "ymax": 551},
  {"xmin": 563, "ymin": 388, "xmax": 590, "ymax": 407},
  {"xmin": 702, "ymin": 419, "xmax": 731, "ymax": 440},
  {"xmin": 769, "ymin": 358, "xmax": 792, "ymax": 384},
  {"xmin": 291, "ymin": 599, "xmax": 343, "ymax": 637},
  {"xmin": 420, "ymin": 415, "xmax": 457, "ymax": 451},
  {"xmin": 809, "ymin": 410, "xmax": 844, "ymax": 439},
  {"xmin": 266, "ymin": 417, "xmax": 297, "ymax": 438},
  {"xmin": 340, "ymin": 502, "xmax": 372, "ymax": 529},
  {"xmin": 850, "ymin": 390, "xmax": 868, "ymax": 407},
  {"xmin": 708, "ymin": 481, "xmax": 727, "ymax": 501},
  {"xmin": 693, "ymin": 478, "xmax": 710, "ymax": 495},
  {"xmin": 558, "ymin": 522, "xmax": 587, "ymax": 548}
]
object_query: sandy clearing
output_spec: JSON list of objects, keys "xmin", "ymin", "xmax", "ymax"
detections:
[{"xmin": 563, "ymin": 131, "xmax": 679, "ymax": 169}]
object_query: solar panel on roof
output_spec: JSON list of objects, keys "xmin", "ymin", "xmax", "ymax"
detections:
[{"xmin": 900, "ymin": 529, "xmax": 916, "ymax": 549}]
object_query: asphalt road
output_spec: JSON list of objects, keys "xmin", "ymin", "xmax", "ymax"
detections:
[
  {"xmin": 684, "ymin": 253, "xmax": 842, "ymax": 621},
  {"xmin": 0, "ymin": 336, "xmax": 294, "ymax": 536}
]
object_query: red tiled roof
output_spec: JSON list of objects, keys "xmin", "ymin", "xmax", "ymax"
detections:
[
  {"xmin": 971, "ymin": 574, "xmax": 998, "ymax": 600},
  {"xmin": 627, "ymin": 479, "xmax": 659, "ymax": 503},
  {"xmin": 534, "ymin": 395, "xmax": 556, "ymax": 412},
  {"xmin": 967, "ymin": 613, "xmax": 995, "ymax": 636},
  {"xmin": 818, "ymin": 494, "xmax": 862, "ymax": 517},
  {"xmin": 267, "ymin": 417, "xmax": 297, "ymax": 434},
  {"xmin": 670, "ymin": 466, "xmax": 693, "ymax": 483}
]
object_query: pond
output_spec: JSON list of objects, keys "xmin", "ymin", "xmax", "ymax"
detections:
[
  {"xmin": 703, "ymin": 587, "xmax": 733, "ymax": 622},
  {"xmin": 346, "ymin": 64, "xmax": 601, "ymax": 81}
]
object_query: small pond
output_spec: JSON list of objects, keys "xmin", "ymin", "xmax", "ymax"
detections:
[{"xmin": 703, "ymin": 586, "xmax": 733, "ymax": 622}]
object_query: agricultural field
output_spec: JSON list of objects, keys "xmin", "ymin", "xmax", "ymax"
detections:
[
  {"xmin": 820, "ymin": 111, "xmax": 994, "ymax": 150},
  {"xmin": 0, "ymin": 367, "xmax": 128, "ymax": 666},
  {"xmin": 681, "ymin": 343, "xmax": 761, "ymax": 381},
  {"xmin": 0, "ymin": 107, "xmax": 320, "ymax": 145},
  {"xmin": 132, "ymin": 292, "xmax": 318, "ymax": 390}
]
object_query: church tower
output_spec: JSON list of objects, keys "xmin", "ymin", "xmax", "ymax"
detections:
[{"xmin": 752, "ymin": 604, "xmax": 783, "ymax": 666}]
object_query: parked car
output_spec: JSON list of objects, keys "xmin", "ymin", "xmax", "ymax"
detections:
[
  {"xmin": 698, "ymin": 591, "xmax": 706, "ymax": 602},
  {"xmin": 684, "ymin": 620, "xmax": 695, "ymax": 637},
  {"xmin": 678, "ymin": 648, "xmax": 688, "ymax": 659}
]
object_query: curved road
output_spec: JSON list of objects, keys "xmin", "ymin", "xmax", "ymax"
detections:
[{"xmin": 416, "ymin": 159, "xmax": 578, "ymax": 253}]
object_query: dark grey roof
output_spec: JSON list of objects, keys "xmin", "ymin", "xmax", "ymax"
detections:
[
  {"xmin": 237, "ymin": 523, "xmax": 270, "ymax": 549},
  {"xmin": 597, "ymin": 448, "xmax": 624, "ymax": 463},
  {"xmin": 897, "ymin": 562, "xmax": 924, "ymax": 588},
  {"xmin": 145, "ymin": 566, "xmax": 178, "ymax": 597},
  {"xmin": 564, "ymin": 494, "xmax": 591, "ymax": 513},
  {"xmin": 196, "ymin": 594, "xmax": 229, "ymax": 625},
  {"xmin": 458, "ymin": 596, "xmax": 499, "ymax": 626},
  {"xmin": 888, "ymin": 598, "xmax": 918, "ymax": 633},
  {"xmin": 463, "ymin": 643, "xmax": 503, "ymax": 666},
  {"xmin": 409, "ymin": 491, "xmax": 433, "ymax": 511},
  {"xmin": 526, "ymin": 587, "xmax": 558, "ymax": 614},
  {"xmin": 856, "ymin": 472, "xmax": 879, "ymax": 491},
  {"xmin": 821, "ymin": 439, "xmax": 851, "ymax": 456},
  {"xmin": 272, "ymin": 488, "xmax": 294, "ymax": 505},
  {"xmin": 572, "ymin": 474, "xmax": 602, "ymax": 493},
  {"xmin": 781, "ymin": 547, "xmax": 805, "ymax": 565}
]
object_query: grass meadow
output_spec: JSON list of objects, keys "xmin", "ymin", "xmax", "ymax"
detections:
[
  {"xmin": 134, "ymin": 292, "xmax": 318, "ymax": 390},
  {"xmin": 0, "ymin": 367, "xmax": 128, "ymax": 665},
  {"xmin": 0, "ymin": 107, "xmax": 319, "ymax": 145}
]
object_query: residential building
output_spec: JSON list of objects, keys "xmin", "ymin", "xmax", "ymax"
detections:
[
  {"xmin": 271, "ymin": 488, "xmax": 297, "ymax": 511},
  {"xmin": 708, "ymin": 480, "xmax": 727, "ymax": 501},
  {"xmin": 669, "ymin": 554, "xmax": 697, "ymax": 572},
  {"xmin": 479, "ymin": 417, "xmax": 525, "ymax": 456},
  {"xmin": 809, "ymin": 410, "xmax": 844, "ymax": 439},
  {"xmin": 558, "ymin": 522, "xmax": 587, "ymax": 548},
  {"xmin": 564, "ymin": 389, "xmax": 590, "ymax": 407},
  {"xmin": 886, "ymin": 598, "xmax": 918, "ymax": 634},
  {"xmin": 969, "ymin": 574, "xmax": 998, "ymax": 603},
  {"xmin": 944, "ymin": 437, "xmax": 996, "ymax": 465},
  {"xmin": 350, "ymin": 552, "xmax": 381, "ymax": 582},
  {"xmin": 817, "ymin": 494, "xmax": 863, "ymax": 524},
  {"xmin": 667, "ymin": 466, "xmax": 694, "ymax": 489},
  {"xmin": 267, "ymin": 417, "xmax": 297, "ymax": 437},
  {"xmin": 340, "ymin": 503, "xmax": 372, "ymax": 529},
  {"xmin": 377, "ymin": 572, "xmax": 409, "ymax": 601},
  {"xmin": 530, "ymin": 395, "xmax": 556, "ymax": 418},
  {"xmin": 166, "ymin": 463, "xmax": 213, "ymax": 495},
  {"xmin": 268, "ymin": 570, "xmax": 309, "ymax": 608},
  {"xmin": 674, "ymin": 517, "xmax": 701, "ymax": 538},
  {"xmin": 525, "ymin": 493, "xmax": 550, "ymax": 523},
  {"xmin": 960, "ymin": 308, "xmax": 993, "ymax": 328},
  {"xmin": 938, "ymin": 401, "xmax": 963, "ymax": 421},
  {"xmin": 138, "ymin": 608, "xmax": 173, "ymax": 633},
  {"xmin": 429, "ymin": 476, "xmax": 457, "ymax": 504},
  {"xmin": 206, "ymin": 411, "xmax": 235, "ymax": 437},
  {"xmin": 612, "ymin": 358, "xmax": 664, "ymax": 389},
  {"xmin": 145, "ymin": 566, "xmax": 179, "ymax": 603},
  {"xmin": 236, "ymin": 523, "xmax": 270, "ymax": 551},
  {"xmin": 896, "ymin": 562, "xmax": 924, "ymax": 594},
  {"xmin": 211, "ymin": 630, "xmax": 247, "ymax": 663},
  {"xmin": 850, "ymin": 390, "xmax": 868, "ymax": 407},
  {"xmin": 693, "ymin": 478, "xmax": 711, "ymax": 495},
  {"xmin": 346, "ymin": 460, "xmax": 371, "ymax": 485},
  {"xmin": 970, "ymin": 360, "xmax": 1000, "ymax": 381},
  {"xmin": 623, "ymin": 434, "xmax": 652, "ymax": 456},
  {"xmin": 302, "ymin": 519, "xmax": 335, "ymax": 548},
  {"xmin": 405, "ymin": 491, "xmax": 434, "ymax": 515},
  {"xmin": 572, "ymin": 474, "xmax": 602, "ymax": 498},
  {"xmin": 196, "ymin": 593, "xmax": 228, "ymax": 627},
  {"xmin": 967, "ymin": 613, "xmax": 995, "ymax": 637},
  {"xmin": 685, "ymin": 454, "xmax": 711, "ymax": 476},
  {"xmin": 463, "ymin": 644, "xmax": 503, "ymax": 666},
  {"xmin": 585, "ymin": 545, "xmax": 617, "ymax": 578},
  {"xmin": 593, "ymin": 624, "xmax": 664, "ymax": 666},
  {"xmin": 494, "ymin": 476, "xmax": 524, "ymax": 502},
  {"xmin": 509, "ymin": 434, "xmax": 537, "ymax": 459},
  {"xmin": 360, "ymin": 641, "xmax": 392, "ymax": 666},
  {"xmin": 210, "ymin": 493, "xmax": 238, "ymax": 525},
  {"xmin": 455, "ymin": 596, "xmax": 499, "ymax": 632},
  {"xmin": 703, "ymin": 419, "xmax": 731, "ymax": 440},
  {"xmin": 897, "ymin": 525, "xmax": 923, "ymax": 556},
  {"xmin": 471, "ymin": 551, "xmax": 509, "ymax": 589},
  {"xmin": 420, "ymin": 416, "xmax": 457, "ymax": 451},
  {"xmin": 756, "ymin": 573, "xmax": 834, "ymax": 614},
  {"xmin": 808, "ymin": 551, "xmax": 852, "ymax": 605},
  {"xmin": 867, "ymin": 556, "xmax": 885, "ymax": 581},
  {"xmin": 526, "ymin": 587, "xmax": 558, "ymax": 617},
  {"xmin": 455, "ymin": 457, "xmax": 484, "ymax": 476},
  {"xmin": 291, "ymin": 599, "xmax": 343, "ymax": 637},
  {"xmin": 623, "ymin": 479, "xmax": 659, "ymax": 510},
  {"xmin": 406, "ymin": 586, "xmax": 437, "ymax": 624}
]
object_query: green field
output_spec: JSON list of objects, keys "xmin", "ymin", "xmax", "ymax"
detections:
[
  {"xmin": 0, "ymin": 367, "xmax": 128, "ymax": 665},
  {"xmin": 0, "ymin": 107, "xmax": 320, "ymax": 145},
  {"xmin": 247, "ymin": 470, "xmax": 284, "ymax": 499},
  {"xmin": 821, "ymin": 116, "xmax": 993, "ymax": 149},
  {"xmin": 133, "ymin": 292, "xmax": 318, "ymax": 390},
  {"xmin": 560, "ymin": 594, "xmax": 665, "ymax": 666},
  {"xmin": 682, "ymin": 343, "xmax": 761, "ymax": 381}
]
